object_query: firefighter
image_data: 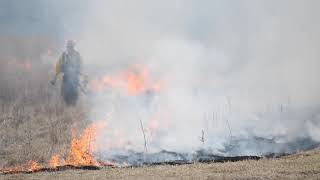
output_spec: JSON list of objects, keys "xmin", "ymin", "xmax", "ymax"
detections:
[{"xmin": 51, "ymin": 40, "xmax": 83, "ymax": 105}]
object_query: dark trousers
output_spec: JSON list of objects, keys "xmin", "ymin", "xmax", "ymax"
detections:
[{"xmin": 62, "ymin": 74, "xmax": 79, "ymax": 105}]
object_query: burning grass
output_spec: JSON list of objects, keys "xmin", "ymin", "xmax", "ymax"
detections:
[
  {"xmin": 0, "ymin": 121, "xmax": 111, "ymax": 175},
  {"xmin": 0, "ymin": 56, "xmax": 108, "ymax": 173},
  {"xmin": 0, "ymin": 61, "xmax": 162, "ymax": 174},
  {"xmin": 63, "ymin": 122, "xmax": 106, "ymax": 167}
]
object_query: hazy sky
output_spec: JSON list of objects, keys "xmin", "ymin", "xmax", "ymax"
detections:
[{"xmin": 0, "ymin": 0, "xmax": 86, "ymax": 37}]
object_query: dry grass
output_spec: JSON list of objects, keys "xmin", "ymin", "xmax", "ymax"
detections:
[
  {"xmin": 1, "ymin": 62, "xmax": 320, "ymax": 179},
  {"xmin": 1, "ymin": 39, "xmax": 320, "ymax": 179},
  {"xmin": 0, "ymin": 59, "xmax": 89, "ymax": 168},
  {"xmin": 1, "ymin": 149, "xmax": 320, "ymax": 180}
]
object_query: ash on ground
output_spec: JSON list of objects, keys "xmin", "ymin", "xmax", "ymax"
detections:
[{"xmin": 97, "ymin": 136, "xmax": 320, "ymax": 166}]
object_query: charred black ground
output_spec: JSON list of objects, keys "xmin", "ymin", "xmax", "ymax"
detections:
[{"xmin": 100, "ymin": 136, "xmax": 320, "ymax": 166}]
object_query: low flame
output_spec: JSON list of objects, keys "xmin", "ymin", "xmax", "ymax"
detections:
[
  {"xmin": 0, "ymin": 122, "xmax": 108, "ymax": 173},
  {"xmin": 65, "ymin": 123, "xmax": 104, "ymax": 166},
  {"xmin": 0, "ymin": 161, "xmax": 40, "ymax": 174},
  {"xmin": 49, "ymin": 154, "xmax": 60, "ymax": 168},
  {"xmin": 56, "ymin": 121, "xmax": 107, "ymax": 167},
  {"xmin": 29, "ymin": 161, "xmax": 39, "ymax": 171}
]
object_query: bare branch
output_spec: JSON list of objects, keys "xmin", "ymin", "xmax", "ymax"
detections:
[{"xmin": 139, "ymin": 119, "xmax": 148, "ymax": 153}]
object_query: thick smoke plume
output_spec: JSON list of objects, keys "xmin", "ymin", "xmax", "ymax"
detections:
[
  {"xmin": 1, "ymin": 0, "xmax": 320, "ymax": 158},
  {"xmin": 75, "ymin": 0, "xmax": 320, "ymax": 154}
]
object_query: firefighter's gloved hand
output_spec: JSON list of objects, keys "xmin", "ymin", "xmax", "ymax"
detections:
[{"xmin": 50, "ymin": 79, "xmax": 56, "ymax": 85}]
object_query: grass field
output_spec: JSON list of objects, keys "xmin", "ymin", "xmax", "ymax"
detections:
[
  {"xmin": 1, "ymin": 43, "xmax": 319, "ymax": 180},
  {"xmin": 0, "ymin": 59, "xmax": 91, "ymax": 168},
  {"xmin": 1, "ymin": 149, "xmax": 320, "ymax": 180}
]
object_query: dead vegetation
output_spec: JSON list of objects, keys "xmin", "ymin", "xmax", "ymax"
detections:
[{"xmin": 0, "ymin": 54, "xmax": 89, "ymax": 168}]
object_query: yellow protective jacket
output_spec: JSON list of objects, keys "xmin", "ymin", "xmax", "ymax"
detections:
[
  {"xmin": 54, "ymin": 51, "xmax": 82, "ymax": 81},
  {"xmin": 54, "ymin": 56, "xmax": 64, "ymax": 80}
]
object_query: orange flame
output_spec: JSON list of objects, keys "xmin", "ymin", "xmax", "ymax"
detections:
[
  {"xmin": 65, "ymin": 127, "xmax": 98, "ymax": 166},
  {"xmin": 0, "ymin": 161, "xmax": 40, "ymax": 174},
  {"xmin": 49, "ymin": 154, "xmax": 61, "ymax": 168},
  {"xmin": 0, "ymin": 122, "xmax": 108, "ymax": 173},
  {"xmin": 90, "ymin": 65, "xmax": 162, "ymax": 95},
  {"xmin": 55, "ymin": 122, "xmax": 107, "ymax": 167},
  {"xmin": 29, "ymin": 161, "xmax": 39, "ymax": 171}
]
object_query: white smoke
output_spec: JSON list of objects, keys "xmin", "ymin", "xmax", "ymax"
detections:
[{"xmin": 71, "ymin": 0, "xmax": 320, "ymax": 154}]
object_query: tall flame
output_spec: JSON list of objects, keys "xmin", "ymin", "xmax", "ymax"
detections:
[{"xmin": 56, "ymin": 122, "xmax": 107, "ymax": 167}]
